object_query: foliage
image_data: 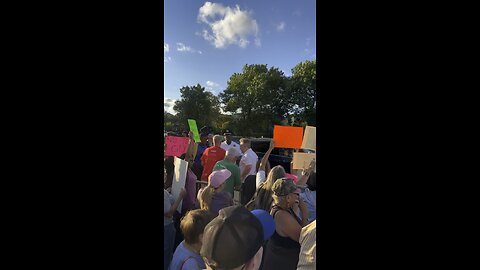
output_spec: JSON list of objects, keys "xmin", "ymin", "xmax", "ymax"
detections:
[
  {"xmin": 288, "ymin": 60, "xmax": 316, "ymax": 126},
  {"xmin": 219, "ymin": 64, "xmax": 289, "ymax": 136},
  {"xmin": 173, "ymin": 84, "xmax": 220, "ymax": 130},
  {"xmin": 166, "ymin": 60, "xmax": 317, "ymax": 137}
]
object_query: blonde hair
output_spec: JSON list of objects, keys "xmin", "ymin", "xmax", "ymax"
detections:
[
  {"xmin": 180, "ymin": 209, "xmax": 213, "ymax": 245},
  {"xmin": 200, "ymin": 185, "xmax": 216, "ymax": 211},
  {"xmin": 213, "ymin": 135, "xmax": 222, "ymax": 146},
  {"xmin": 256, "ymin": 165, "xmax": 286, "ymax": 211},
  {"xmin": 239, "ymin": 138, "xmax": 251, "ymax": 148}
]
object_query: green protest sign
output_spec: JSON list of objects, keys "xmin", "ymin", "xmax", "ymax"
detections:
[{"xmin": 187, "ymin": 119, "xmax": 201, "ymax": 143}]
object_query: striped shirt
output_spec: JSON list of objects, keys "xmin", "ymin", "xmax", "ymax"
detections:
[{"xmin": 297, "ymin": 220, "xmax": 316, "ymax": 270}]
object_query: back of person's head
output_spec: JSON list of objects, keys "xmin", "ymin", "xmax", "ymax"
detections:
[
  {"xmin": 200, "ymin": 170, "xmax": 231, "ymax": 211},
  {"xmin": 265, "ymin": 165, "xmax": 286, "ymax": 189},
  {"xmin": 307, "ymin": 172, "xmax": 316, "ymax": 191},
  {"xmin": 213, "ymin": 135, "xmax": 223, "ymax": 146},
  {"xmin": 255, "ymin": 165, "xmax": 285, "ymax": 211},
  {"xmin": 180, "ymin": 209, "xmax": 214, "ymax": 245},
  {"xmin": 239, "ymin": 138, "xmax": 251, "ymax": 148},
  {"xmin": 225, "ymin": 148, "xmax": 239, "ymax": 161},
  {"xmin": 165, "ymin": 156, "xmax": 175, "ymax": 174},
  {"xmin": 201, "ymin": 206, "xmax": 275, "ymax": 270}
]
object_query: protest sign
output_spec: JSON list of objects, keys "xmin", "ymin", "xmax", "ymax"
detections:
[
  {"xmin": 171, "ymin": 157, "xmax": 188, "ymax": 212},
  {"xmin": 273, "ymin": 125, "xmax": 304, "ymax": 149},
  {"xmin": 165, "ymin": 136, "xmax": 190, "ymax": 157},
  {"xmin": 301, "ymin": 126, "xmax": 316, "ymax": 150},
  {"xmin": 187, "ymin": 119, "xmax": 201, "ymax": 143},
  {"xmin": 292, "ymin": 152, "xmax": 316, "ymax": 172}
]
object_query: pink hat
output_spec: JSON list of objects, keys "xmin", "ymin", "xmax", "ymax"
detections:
[
  {"xmin": 285, "ymin": 173, "xmax": 298, "ymax": 183},
  {"xmin": 208, "ymin": 169, "xmax": 232, "ymax": 188}
]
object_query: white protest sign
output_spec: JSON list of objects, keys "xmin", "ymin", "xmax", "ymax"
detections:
[
  {"xmin": 172, "ymin": 157, "xmax": 188, "ymax": 212},
  {"xmin": 301, "ymin": 126, "xmax": 316, "ymax": 150},
  {"xmin": 292, "ymin": 152, "xmax": 316, "ymax": 172}
]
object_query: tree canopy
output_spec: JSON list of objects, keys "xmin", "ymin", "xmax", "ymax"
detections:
[{"xmin": 165, "ymin": 59, "xmax": 316, "ymax": 137}]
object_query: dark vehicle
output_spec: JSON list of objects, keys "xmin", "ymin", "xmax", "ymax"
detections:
[{"xmin": 250, "ymin": 138, "xmax": 293, "ymax": 174}]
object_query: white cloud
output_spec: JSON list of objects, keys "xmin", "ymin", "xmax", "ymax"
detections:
[
  {"xmin": 164, "ymin": 56, "xmax": 172, "ymax": 63},
  {"xmin": 206, "ymin": 80, "xmax": 219, "ymax": 88},
  {"xmin": 206, "ymin": 80, "xmax": 220, "ymax": 92},
  {"xmin": 197, "ymin": 2, "xmax": 260, "ymax": 49},
  {"xmin": 176, "ymin": 42, "xmax": 202, "ymax": 54},
  {"xmin": 276, "ymin": 21, "xmax": 286, "ymax": 32},
  {"xmin": 164, "ymin": 98, "xmax": 177, "ymax": 114},
  {"xmin": 164, "ymin": 43, "xmax": 169, "ymax": 53}
]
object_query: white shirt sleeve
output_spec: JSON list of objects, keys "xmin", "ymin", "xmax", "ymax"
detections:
[{"xmin": 256, "ymin": 170, "xmax": 266, "ymax": 189}]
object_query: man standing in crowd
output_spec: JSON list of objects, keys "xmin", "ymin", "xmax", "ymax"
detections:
[
  {"xmin": 239, "ymin": 138, "xmax": 258, "ymax": 182},
  {"xmin": 220, "ymin": 130, "xmax": 242, "ymax": 156},
  {"xmin": 200, "ymin": 135, "xmax": 226, "ymax": 181},
  {"xmin": 212, "ymin": 148, "xmax": 241, "ymax": 197},
  {"xmin": 192, "ymin": 133, "xmax": 209, "ymax": 181}
]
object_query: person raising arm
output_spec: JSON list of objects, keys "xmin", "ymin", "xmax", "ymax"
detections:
[{"xmin": 256, "ymin": 140, "xmax": 275, "ymax": 189}]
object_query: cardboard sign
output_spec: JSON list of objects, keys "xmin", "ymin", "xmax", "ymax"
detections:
[
  {"xmin": 301, "ymin": 126, "xmax": 316, "ymax": 150},
  {"xmin": 165, "ymin": 136, "xmax": 190, "ymax": 157},
  {"xmin": 187, "ymin": 119, "xmax": 201, "ymax": 143},
  {"xmin": 292, "ymin": 152, "xmax": 316, "ymax": 172},
  {"xmin": 172, "ymin": 157, "xmax": 188, "ymax": 212},
  {"xmin": 273, "ymin": 125, "xmax": 304, "ymax": 149}
]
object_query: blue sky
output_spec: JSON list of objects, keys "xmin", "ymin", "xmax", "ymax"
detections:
[{"xmin": 164, "ymin": 0, "xmax": 316, "ymax": 114}]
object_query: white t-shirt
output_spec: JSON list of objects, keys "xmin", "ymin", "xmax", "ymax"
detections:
[
  {"xmin": 240, "ymin": 148, "xmax": 258, "ymax": 181},
  {"xmin": 256, "ymin": 170, "xmax": 266, "ymax": 190},
  {"xmin": 220, "ymin": 141, "xmax": 242, "ymax": 156}
]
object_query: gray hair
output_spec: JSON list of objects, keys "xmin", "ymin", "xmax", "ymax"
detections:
[
  {"xmin": 226, "ymin": 148, "xmax": 239, "ymax": 159},
  {"xmin": 213, "ymin": 135, "xmax": 223, "ymax": 146}
]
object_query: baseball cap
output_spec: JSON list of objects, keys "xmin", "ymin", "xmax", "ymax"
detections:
[
  {"xmin": 208, "ymin": 169, "xmax": 231, "ymax": 188},
  {"xmin": 251, "ymin": 209, "xmax": 275, "ymax": 241},
  {"xmin": 200, "ymin": 206, "xmax": 275, "ymax": 270},
  {"xmin": 223, "ymin": 129, "xmax": 232, "ymax": 135},
  {"xmin": 272, "ymin": 178, "xmax": 299, "ymax": 196}
]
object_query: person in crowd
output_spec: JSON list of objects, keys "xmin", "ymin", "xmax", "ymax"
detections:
[
  {"xmin": 168, "ymin": 209, "xmax": 213, "ymax": 270},
  {"xmin": 192, "ymin": 133, "xmax": 209, "ymax": 181},
  {"xmin": 262, "ymin": 178, "xmax": 309, "ymax": 270},
  {"xmin": 200, "ymin": 135, "xmax": 226, "ymax": 181},
  {"xmin": 239, "ymin": 138, "xmax": 258, "ymax": 182},
  {"xmin": 297, "ymin": 220, "xmax": 316, "ymax": 270},
  {"xmin": 207, "ymin": 133, "xmax": 214, "ymax": 147},
  {"xmin": 179, "ymin": 131, "xmax": 198, "ymax": 215},
  {"xmin": 246, "ymin": 150, "xmax": 286, "ymax": 211},
  {"xmin": 256, "ymin": 140, "xmax": 275, "ymax": 189},
  {"xmin": 220, "ymin": 130, "xmax": 242, "ymax": 156},
  {"xmin": 212, "ymin": 148, "xmax": 241, "ymax": 198},
  {"xmin": 198, "ymin": 169, "xmax": 234, "ymax": 217},
  {"xmin": 164, "ymin": 183, "xmax": 186, "ymax": 270},
  {"xmin": 297, "ymin": 174, "xmax": 316, "ymax": 223},
  {"xmin": 200, "ymin": 205, "xmax": 275, "ymax": 270},
  {"xmin": 164, "ymin": 156, "xmax": 175, "ymax": 190}
]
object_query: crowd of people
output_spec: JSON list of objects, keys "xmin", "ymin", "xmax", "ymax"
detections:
[{"xmin": 164, "ymin": 129, "xmax": 317, "ymax": 270}]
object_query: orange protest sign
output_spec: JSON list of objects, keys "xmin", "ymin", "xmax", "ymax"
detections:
[{"xmin": 273, "ymin": 125, "xmax": 304, "ymax": 149}]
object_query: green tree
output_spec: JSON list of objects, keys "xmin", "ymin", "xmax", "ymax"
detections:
[
  {"xmin": 173, "ymin": 84, "xmax": 220, "ymax": 129},
  {"xmin": 219, "ymin": 64, "xmax": 288, "ymax": 136},
  {"xmin": 288, "ymin": 60, "xmax": 316, "ymax": 126}
]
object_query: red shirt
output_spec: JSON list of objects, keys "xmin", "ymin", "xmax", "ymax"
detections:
[{"xmin": 200, "ymin": 146, "xmax": 226, "ymax": 181}]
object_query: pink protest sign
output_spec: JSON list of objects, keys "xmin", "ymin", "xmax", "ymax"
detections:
[{"xmin": 165, "ymin": 136, "xmax": 190, "ymax": 157}]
